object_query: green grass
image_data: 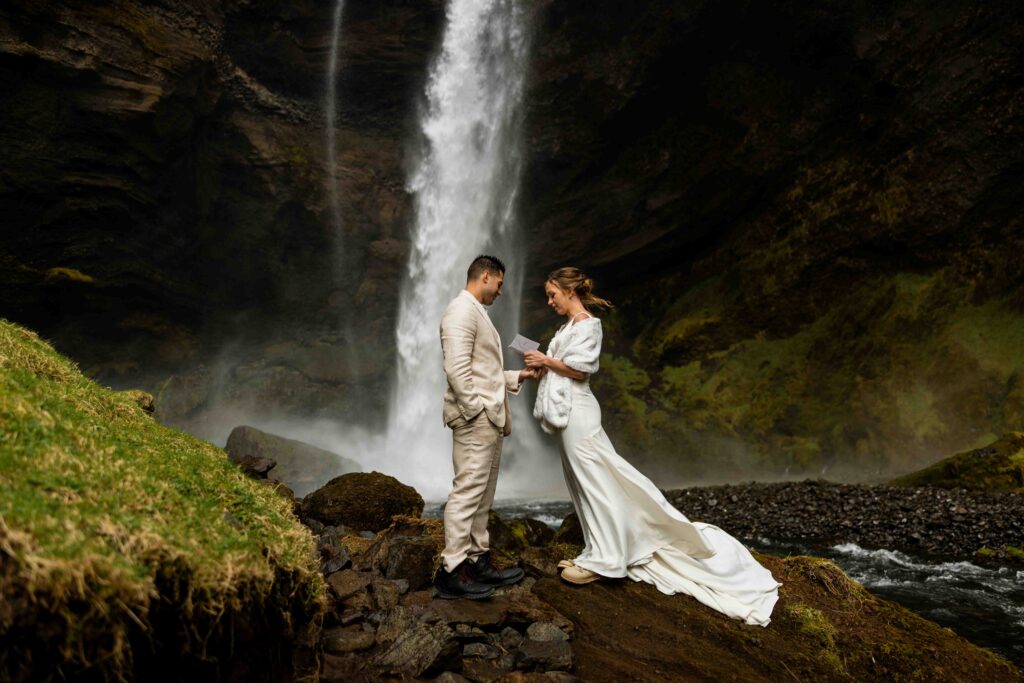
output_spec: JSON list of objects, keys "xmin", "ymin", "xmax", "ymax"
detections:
[{"xmin": 0, "ymin": 319, "xmax": 324, "ymax": 674}]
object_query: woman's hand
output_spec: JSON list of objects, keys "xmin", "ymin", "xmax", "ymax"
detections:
[{"xmin": 523, "ymin": 350, "xmax": 548, "ymax": 369}]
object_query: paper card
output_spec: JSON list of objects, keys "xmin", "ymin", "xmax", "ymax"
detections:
[{"xmin": 508, "ymin": 334, "xmax": 540, "ymax": 354}]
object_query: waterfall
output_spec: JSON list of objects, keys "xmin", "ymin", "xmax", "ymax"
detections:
[
  {"xmin": 324, "ymin": 0, "xmax": 345, "ymax": 244},
  {"xmin": 385, "ymin": 0, "xmax": 556, "ymax": 500}
]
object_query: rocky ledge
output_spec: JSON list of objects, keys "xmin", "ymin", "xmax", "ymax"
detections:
[
  {"xmin": 667, "ymin": 479, "xmax": 1024, "ymax": 564},
  {"xmin": 236, "ymin": 468, "xmax": 1021, "ymax": 682}
]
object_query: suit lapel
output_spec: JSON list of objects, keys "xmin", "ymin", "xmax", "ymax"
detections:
[{"xmin": 477, "ymin": 304, "xmax": 501, "ymax": 349}]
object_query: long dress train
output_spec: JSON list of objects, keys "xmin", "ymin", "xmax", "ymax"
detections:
[{"xmin": 558, "ymin": 380, "xmax": 781, "ymax": 627}]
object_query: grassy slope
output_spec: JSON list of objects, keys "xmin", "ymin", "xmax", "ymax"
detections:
[{"xmin": 0, "ymin": 319, "xmax": 324, "ymax": 677}]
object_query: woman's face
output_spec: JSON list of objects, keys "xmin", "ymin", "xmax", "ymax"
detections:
[{"xmin": 545, "ymin": 281, "xmax": 572, "ymax": 316}]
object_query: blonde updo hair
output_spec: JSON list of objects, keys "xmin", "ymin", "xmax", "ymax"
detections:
[{"xmin": 547, "ymin": 267, "xmax": 614, "ymax": 311}]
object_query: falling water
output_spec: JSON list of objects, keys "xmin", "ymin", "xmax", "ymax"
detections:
[
  {"xmin": 324, "ymin": 0, "xmax": 345, "ymax": 243},
  {"xmin": 385, "ymin": 0, "xmax": 556, "ymax": 500}
]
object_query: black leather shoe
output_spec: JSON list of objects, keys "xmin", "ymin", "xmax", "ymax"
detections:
[
  {"xmin": 471, "ymin": 552, "xmax": 525, "ymax": 587},
  {"xmin": 434, "ymin": 560, "xmax": 495, "ymax": 600}
]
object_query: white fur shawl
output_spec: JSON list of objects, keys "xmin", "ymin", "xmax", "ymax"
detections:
[{"xmin": 532, "ymin": 317, "xmax": 602, "ymax": 433}]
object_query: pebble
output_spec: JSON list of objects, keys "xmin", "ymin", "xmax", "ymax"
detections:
[{"xmin": 666, "ymin": 480, "xmax": 1024, "ymax": 561}]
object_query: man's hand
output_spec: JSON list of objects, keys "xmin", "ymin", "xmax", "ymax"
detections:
[{"xmin": 519, "ymin": 367, "xmax": 542, "ymax": 382}]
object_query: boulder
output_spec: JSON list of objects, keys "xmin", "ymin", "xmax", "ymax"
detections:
[
  {"xmin": 553, "ymin": 514, "xmax": 583, "ymax": 545},
  {"xmin": 515, "ymin": 640, "xmax": 575, "ymax": 673},
  {"xmin": 322, "ymin": 628, "xmax": 375, "ymax": 655},
  {"xmin": 374, "ymin": 621, "xmax": 458, "ymax": 677},
  {"xmin": 226, "ymin": 425, "xmax": 360, "ymax": 498},
  {"xmin": 889, "ymin": 432, "xmax": 1024, "ymax": 492},
  {"xmin": 356, "ymin": 517, "xmax": 444, "ymax": 590},
  {"xmin": 303, "ymin": 472, "xmax": 424, "ymax": 532},
  {"xmin": 489, "ymin": 513, "xmax": 557, "ymax": 554}
]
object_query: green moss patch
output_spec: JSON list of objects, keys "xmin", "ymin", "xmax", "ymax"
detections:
[
  {"xmin": 890, "ymin": 432, "xmax": 1024, "ymax": 492},
  {"xmin": 0, "ymin": 319, "xmax": 324, "ymax": 680}
]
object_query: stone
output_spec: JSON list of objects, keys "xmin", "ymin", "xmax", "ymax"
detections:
[
  {"xmin": 326, "ymin": 570, "xmax": 373, "ymax": 600},
  {"xmin": 356, "ymin": 518, "xmax": 444, "ymax": 591},
  {"xmin": 514, "ymin": 640, "xmax": 575, "ymax": 672},
  {"xmin": 519, "ymin": 547, "xmax": 562, "ymax": 579},
  {"xmin": 370, "ymin": 577, "xmax": 402, "ymax": 610},
  {"xmin": 302, "ymin": 471, "xmax": 424, "ymax": 531},
  {"xmin": 225, "ymin": 425, "xmax": 360, "ymax": 497},
  {"xmin": 382, "ymin": 536, "xmax": 439, "ymax": 590},
  {"xmin": 462, "ymin": 657, "xmax": 510, "ymax": 683},
  {"xmin": 499, "ymin": 627, "xmax": 524, "ymax": 650},
  {"xmin": 376, "ymin": 605, "xmax": 424, "ymax": 646},
  {"xmin": 455, "ymin": 623, "xmax": 487, "ymax": 641},
  {"xmin": 554, "ymin": 514, "xmax": 583, "ymax": 546},
  {"xmin": 319, "ymin": 652, "xmax": 362, "ymax": 682},
  {"xmin": 522, "ymin": 518, "xmax": 556, "ymax": 547},
  {"xmin": 525, "ymin": 623, "xmax": 569, "ymax": 643},
  {"xmin": 236, "ymin": 455, "xmax": 276, "ymax": 478},
  {"xmin": 374, "ymin": 621, "xmax": 458, "ymax": 677},
  {"xmin": 322, "ymin": 627, "xmax": 376, "ymax": 654},
  {"xmin": 433, "ymin": 673, "xmax": 470, "ymax": 683},
  {"xmin": 319, "ymin": 543, "xmax": 352, "ymax": 576},
  {"xmin": 464, "ymin": 642, "xmax": 501, "ymax": 659}
]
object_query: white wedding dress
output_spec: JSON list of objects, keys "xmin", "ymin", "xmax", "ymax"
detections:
[{"xmin": 535, "ymin": 316, "xmax": 781, "ymax": 626}]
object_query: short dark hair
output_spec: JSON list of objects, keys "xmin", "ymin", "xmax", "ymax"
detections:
[{"xmin": 467, "ymin": 254, "xmax": 506, "ymax": 281}]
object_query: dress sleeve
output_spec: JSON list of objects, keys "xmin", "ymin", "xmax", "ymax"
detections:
[{"xmin": 561, "ymin": 319, "xmax": 602, "ymax": 374}]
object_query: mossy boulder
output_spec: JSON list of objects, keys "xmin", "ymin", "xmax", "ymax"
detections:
[
  {"xmin": 302, "ymin": 472, "xmax": 424, "ymax": 532},
  {"xmin": 890, "ymin": 433, "xmax": 1024, "ymax": 492},
  {"xmin": 0, "ymin": 319, "xmax": 325, "ymax": 682}
]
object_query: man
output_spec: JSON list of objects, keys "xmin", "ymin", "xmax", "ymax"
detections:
[{"xmin": 434, "ymin": 255, "xmax": 538, "ymax": 599}]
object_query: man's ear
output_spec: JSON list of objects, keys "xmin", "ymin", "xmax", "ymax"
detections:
[{"xmin": 480, "ymin": 271, "xmax": 490, "ymax": 285}]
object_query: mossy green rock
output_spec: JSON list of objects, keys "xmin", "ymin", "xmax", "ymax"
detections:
[
  {"xmin": 302, "ymin": 471, "xmax": 424, "ymax": 532},
  {"xmin": 0, "ymin": 319, "xmax": 325, "ymax": 681},
  {"xmin": 890, "ymin": 433, "xmax": 1024, "ymax": 492}
]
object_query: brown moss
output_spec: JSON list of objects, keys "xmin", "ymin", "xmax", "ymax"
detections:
[{"xmin": 530, "ymin": 553, "xmax": 1020, "ymax": 682}]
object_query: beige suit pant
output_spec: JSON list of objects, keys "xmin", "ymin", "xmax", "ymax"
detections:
[{"xmin": 442, "ymin": 412, "xmax": 503, "ymax": 572}]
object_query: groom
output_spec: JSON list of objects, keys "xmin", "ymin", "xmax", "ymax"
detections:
[{"xmin": 434, "ymin": 255, "xmax": 537, "ymax": 600}]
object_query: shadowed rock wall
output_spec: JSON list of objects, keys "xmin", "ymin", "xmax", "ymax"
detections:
[{"xmin": 1, "ymin": 0, "xmax": 1021, "ymax": 478}]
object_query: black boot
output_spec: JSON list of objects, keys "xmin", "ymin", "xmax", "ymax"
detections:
[
  {"xmin": 434, "ymin": 560, "xmax": 495, "ymax": 600},
  {"xmin": 471, "ymin": 551, "xmax": 525, "ymax": 587}
]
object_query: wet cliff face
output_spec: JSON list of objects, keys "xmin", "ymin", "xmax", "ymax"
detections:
[
  {"xmin": 518, "ymin": 0, "xmax": 1024, "ymax": 480},
  {"xmin": 0, "ymin": 0, "xmax": 440, "ymax": 391},
  {"xmin": 1, "ymin": 0, "xmax": 1021, "ymax": 477},
  {"xmin": 0, "ymin": 0, "xmax": 443, "ymax": 433}
]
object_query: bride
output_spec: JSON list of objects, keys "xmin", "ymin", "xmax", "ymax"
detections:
[{"xmin": 523, "ymin": 267, "xmax": 780, "ymax": 627}]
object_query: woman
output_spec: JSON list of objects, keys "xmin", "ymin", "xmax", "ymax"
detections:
[{"xmin": 523, "ymin": 267, "xmax": 780, "ymax": 627}]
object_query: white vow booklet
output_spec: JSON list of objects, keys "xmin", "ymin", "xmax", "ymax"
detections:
[{"xmin": 508, "ymin": 334, "xmax": 540, "ymax": 354}]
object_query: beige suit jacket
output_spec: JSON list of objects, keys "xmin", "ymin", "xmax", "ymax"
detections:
[{"xmin": 440, "ymin": 290, "xmax": 522, "ymax": 436}]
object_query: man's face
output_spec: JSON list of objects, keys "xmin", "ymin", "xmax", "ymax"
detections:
[{"xmin": 480, "ymin": 271, "xmax": 504, "ymax": 305}]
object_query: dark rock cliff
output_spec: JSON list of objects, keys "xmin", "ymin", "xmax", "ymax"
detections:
[
  {"xmin": 1, "ymin": 0, "xmax": 1022, "ymax": 477},
  {"xmin": 519, "ymin": 0, "xmax": 1024, "ymax": 480}
]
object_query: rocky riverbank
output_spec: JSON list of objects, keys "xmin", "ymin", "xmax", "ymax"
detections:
[
  {"xmin": 667, "ymin": 480, "xmax": 1024, "ymax": 564},
  {"xmin": 272, "ymin": 469, "xmax": 1021, "ymax": 682}
]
